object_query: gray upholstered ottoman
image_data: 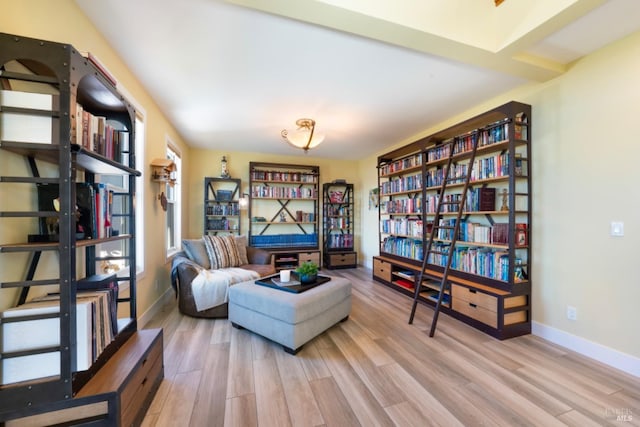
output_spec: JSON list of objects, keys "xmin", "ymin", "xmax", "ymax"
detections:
[{"xmin": 228, "ymin": 276, "xmax": 352, "ymax": 354}]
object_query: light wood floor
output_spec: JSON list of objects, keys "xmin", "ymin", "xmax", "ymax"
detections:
[{"xmin": 141, "ymin": 267, "xmax": 639, "ymax": 427}]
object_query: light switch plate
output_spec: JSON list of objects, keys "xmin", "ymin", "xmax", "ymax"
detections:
[{"xmin": 610, "ymin": 221, "xmax": 624, "ymax": 237}]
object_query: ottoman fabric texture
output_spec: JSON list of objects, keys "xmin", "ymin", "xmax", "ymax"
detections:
[{"xmin": 228, "ymin": 276, "xmax": 352, "ymax": 353}]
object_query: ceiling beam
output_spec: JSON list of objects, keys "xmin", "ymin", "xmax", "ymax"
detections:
[{"xmin": 224, "ymin": 0, "xmax": 606, "ymax": 82}]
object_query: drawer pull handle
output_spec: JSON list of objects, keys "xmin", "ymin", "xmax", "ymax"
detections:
[
  {"xmin": 142, "ymin": 357, "xmax": 148, "ymax": 366},
  {"xmin": 141, "ymin": 377, "xmax": 148, "ymax": 386},
  {"xmin": 469, "ymin": 303, "xmax": 477, "ymax": 308},
  {"xmin": 469, "ymin": 289, "xmax": 477, "ymax": 294}
]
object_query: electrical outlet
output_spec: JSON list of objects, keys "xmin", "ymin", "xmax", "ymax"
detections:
[{"xmin": 567, "ymin": 306, "xmax": 577, "ymax": 321}]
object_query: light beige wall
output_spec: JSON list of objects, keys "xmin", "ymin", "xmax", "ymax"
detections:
[
  {"xmin": 0, "ymin": 0, "xmax": 189, "ymax": 318},
  {"xmin": 356, "ymin": 31, "xmax": 640, "ymax": 359},
  {"xmin": 187, "ymin": 150, "xmax": 361, "ymax": 254}
]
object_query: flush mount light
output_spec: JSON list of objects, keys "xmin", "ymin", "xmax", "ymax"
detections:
[{"xmin": 281, "ymin": 118, "xmax": 325, "ymax": 153}]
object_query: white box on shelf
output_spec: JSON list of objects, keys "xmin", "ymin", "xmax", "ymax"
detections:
[
  {"xmin": 0, "ymin": 300, "xmax": 93, "ymax": 385},
  {"xmin": 0, "ymin": 89, "xmax": 53, "ymax": 143}
]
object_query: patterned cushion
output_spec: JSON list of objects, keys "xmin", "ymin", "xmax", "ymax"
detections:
[
  {"xmin": 234, "ymin": 235, "xmax": 249, "ymax": 265},
  {"xmin": 203, "ymin": 235, "xmax": 241, "ymax": 269},
  {"xmin": 182, "ymin": 238, "xmax": 210, "ymax": 269}
]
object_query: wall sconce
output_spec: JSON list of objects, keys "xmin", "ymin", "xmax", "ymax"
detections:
[
  {"xmin": 150, "ymin": 158, "xmax": 177, "ymax": 211},
  {"xmin": 238, "ymin": 193, "xmax": 249, "ymax": 210}
]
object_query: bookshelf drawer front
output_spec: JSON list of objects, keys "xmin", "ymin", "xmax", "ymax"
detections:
[
  {"xmin": 120, "ymin": 332, "xmax": 163, "ymax": 424},
  {"xmin": 329, "ymin": 253, "xmax": 356, "ymax": 266},
  {"xmin": 299, "ymin": 251, "xmax": 320, "ymax": 265},
  {"xmin": 121, "ymin": 353, "xmax": 163, "ymax": 427},
  {"xmin": 373, "ymin": 258, "xmax": 392, "ymax": 281},
  {"xmin": 504, "ymin": 310, "xmax": 527, "ymax": 325},
  {"xmin": 453, "ymin": 299, "xmax": 498, "ymax": 328},
  {"xmin": 505, "ymin": 295, "xmax": 527, "ymax": 309},
  {"xmin": 452, "ymin": 285, "xmax": 497, "ymax": 312}
]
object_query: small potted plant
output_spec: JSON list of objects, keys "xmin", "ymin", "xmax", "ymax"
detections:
[{"xmin": 295, "ymin": 261, "xmax": 319, "ymax": 284}]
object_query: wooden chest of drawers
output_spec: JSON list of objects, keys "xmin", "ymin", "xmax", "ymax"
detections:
[
  {"xmin": 373, "ymin": 257, "xmax": 392, "ymax": 282},
  {"xmin": 325, "ymin": 251, "xmax": 357, "ymax": 269}
]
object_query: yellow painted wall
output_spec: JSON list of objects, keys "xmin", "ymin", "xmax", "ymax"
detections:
[
  {"xmin": 0, "ymin": 0, "xmax": 189, "ymax": 319},
  {"xmin": 186, "ymin": 150, "xmax": 361, "ymax": 251}
]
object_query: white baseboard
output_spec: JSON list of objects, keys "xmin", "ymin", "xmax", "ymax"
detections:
[
  {"xmin": 532, "ymin": 321, "xmax": 639, "ymax": 378},
  {"xmin": 138, "ymin": 287, "xmax": 175, "ymax": 329}
]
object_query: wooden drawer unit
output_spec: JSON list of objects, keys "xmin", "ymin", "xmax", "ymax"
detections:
[
  {"xmin": 298, "ymin": 251, "xmax": 321, "ymax": 266},
  {"xmin": 325, "ymin": 252, "xmax": 357, "ymax": 269},
  {"xmin": 452, "ymin": 284, "xmax": 498, "ymax": 328},
  {"xmin": 77, "ymin": 328, "xmax": 164, "ymax": 426},
  {"xmin": 373, "ymin": 257, "xmax": 392, "ymax": 282}
]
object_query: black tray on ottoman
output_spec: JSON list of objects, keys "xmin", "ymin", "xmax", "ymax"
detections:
[{"xmin": 255, "ymin": 273, "xmax": 331, "ymax": 294}]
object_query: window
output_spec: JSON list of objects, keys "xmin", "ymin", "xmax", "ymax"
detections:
[
  {"xmin": 166, "ymin": 142, "xmax": 181, "ymax": 258},
  {"xmin": 134, "ymin": 115, "xmax": 145, "ymax": 275},
  {"xmin": 95, "ymin": 112, "xmax": 146, "ymax": 282}
]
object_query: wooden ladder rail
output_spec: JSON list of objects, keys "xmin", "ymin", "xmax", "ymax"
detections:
[{"xmin": 409, "ymin": 133, "xmax": 481, "ymax": 338}]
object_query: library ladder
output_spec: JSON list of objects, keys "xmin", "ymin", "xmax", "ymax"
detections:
[{"xmin": 408, "ymin": 133, "xmax": 480, "ymax": 337}]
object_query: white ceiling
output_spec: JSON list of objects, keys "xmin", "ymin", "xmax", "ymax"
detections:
[{"xmin": 75, "ymin": 0, "xmax": 640, "ymax": 160}]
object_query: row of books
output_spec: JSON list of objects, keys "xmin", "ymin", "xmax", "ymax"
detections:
[
  {"xmin": 326, "ymin": 217, "xmax": 350, "ymax": 229},
  {"xmin": 380, "ymin": 172, "xmax": 422, "ymax": 195},
  {"xmin": 206, "ymin": 203, "xmax": 239, "ymax": 216},
  {"xmin": 206, "ymin": 218, "xmax": 237, "ymax": 231},
  {"xmin": 424, "ymin": 153, "xmax": 513, "ymax": 189},
  {"xmin": 295, "ymin": 211, "xmax": 316, "ymax": 222},
  {"xmin": 427, "ymin": 244, "xmax": 524, "ymax": 282},
  {"xmin": 73, "ymin": 103, "xmax": 130, "ymax": 165},
  {"xmin": 250, "ymin": 233, "xmax": 318, "ymax": 248},
  {"xmin": 381, "ymin": 218, "xmax": 423, "ymax": 238},
  {"xmin": 326, "ymin": 205, "xmax": 351, "ymax": 216},
  {"xmin": 434, "ymin": 219, "xmax": 528, "ymax": 246},
  {"xmin": 35, "ymin": 182, "xmax": 116, "ymax": 241},
  {"xmin": 251, "ymin": 185, "xmax": 317, "ymax": 199},
  {"xmin": 381, "ymin": 236, "xmax": 423, "ymax": 261},
  {"xmin": 251, "ymin": 170, "xmax": 317, "ymax": 183},
  {"xmin": 381, "ymin": 197, "xmax": 422, "ymax": 214},
  {"xmin": 326, "ymin": 233, "xmax": 353, "ymax": 249},
  {"xmin": 424, "ymin": 120, "xmax": 511, "ymax": 164},
  {"xmin": 379, "ymin": 153, "xmax": 423, "ymax": 176},
  {"xmin": 0, "ymin": 274, "xmax": 118, "ymax": 385}
]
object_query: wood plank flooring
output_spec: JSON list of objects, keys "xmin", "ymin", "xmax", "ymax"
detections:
[{"xmin": 142, "ymin": 268, "xmax": 639, "ymax": 426}]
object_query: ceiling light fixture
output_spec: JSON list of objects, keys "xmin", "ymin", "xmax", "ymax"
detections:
[{"xmin": 281, "ymin": 118, "xmax": 325, "ymax": 153}]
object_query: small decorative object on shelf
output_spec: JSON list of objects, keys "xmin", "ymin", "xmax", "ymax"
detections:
[
  {"xmin": 500, "ymin": 188, "xmax": 509, "ymax": 211},
  {"xmin": 295, "ymin": 261, "xmax": 319, "ymax": 284},
  {"xmin": 221, "ymin": 155, "xmax": 230, "ymax": 178}
]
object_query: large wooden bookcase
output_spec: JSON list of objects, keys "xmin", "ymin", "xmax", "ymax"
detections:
[
  {"xmin": 248, "ymin": 162, "xmax": 321, "ymax": 266},
  {"xmin": 204, "ymin": 177, "xmax": 241, "ymax": 235},
  {"xmin": 374, "ymin": 101, "xmax": 531, "ymax": 339},
  {"xmin": 0, "ymin": 33, "xmax": 162, "ymax": 425}
]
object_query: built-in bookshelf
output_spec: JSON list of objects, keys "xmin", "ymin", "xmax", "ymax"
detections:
[
  {"xmin": 0, "ymin": 32, "xmax": 161, "ymax": 425},
  {"xmin": 374, "ymin": 101, "xmax": 531, "ymax": 339},
  {"xmin": 204, "ymin": 177, "xmax": 241, "ymax": 235}
]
